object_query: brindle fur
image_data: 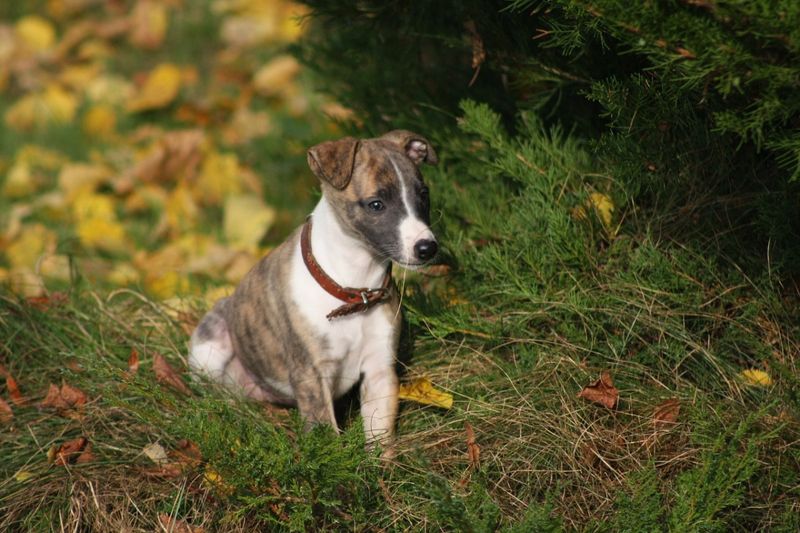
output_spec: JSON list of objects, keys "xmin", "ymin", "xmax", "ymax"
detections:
[{"xmin": 190, "ymin": 130, "xmax": 437, "ymax": 443}]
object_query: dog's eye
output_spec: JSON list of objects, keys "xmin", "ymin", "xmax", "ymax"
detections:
[{"xmin": 367, "ymin": 200, "xmax": 384, "ymax": 212}]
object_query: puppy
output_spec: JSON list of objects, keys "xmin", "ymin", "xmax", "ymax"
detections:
[{"xmin": 189, "ymin": 130, "xmax": 438, "ymax": 446}]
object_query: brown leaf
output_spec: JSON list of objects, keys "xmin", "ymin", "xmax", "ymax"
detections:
[
  {"xmin": 40, "ymin": 382, "xmax": 88, "ymax": 415},
  {"xmin": 153, "ymin": 353, "xmax": 191, "ymax": 395},
  {"xmin": 158, "ymin": 513, "xmax": 205, "ymax": 533},
  {"xmin": 25, "ymin": 291, "xmax": 68, "ymax": 310},
  {"xmin": 53, "ymin": 436, "xmax": 89, "ymax": 466},
  {"xmin": 653, "ymin": 398, "xmax": 680, "ymax": 429},
  {"xmin": 128, "ymin": 348, "xmax": 140, "ymax": 374},
  {"xmin": 464, "ymin": 20, "xmax": 485, "ymax": 87},
  {"xmin": 5, "ymin": 374, "xmax": 26, "ymax": 406},
  {"xmin": 141, "ymin": 439, "xmax": 203, "ymax": 479},
  {"xmin": 577, "ymin": 371, "xmax": 619, "ymax": 409},
  {"xmin": 41, "ymin": 384, "xmax": 68, "ymax": 411},
  {"xmin": 75, "ymin": 441, "xmax": 95, "ymax": 464},
  {"xmin": 171, "ymin": 439, "xmax": 202, "ymax": 468},
  {"xmin": 60, "ymin": 383, "xmax": 87, "ymax": 407},
  {"xmin": 0, "ymin": 396, "xmax": 13, "ymax": 423},
  {"xmin": 465, "ymin": 422, "xmax": 480, "ymax": 470}
]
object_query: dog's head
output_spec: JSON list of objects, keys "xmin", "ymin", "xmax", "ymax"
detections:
[{"xmin": 307, "ymin": 130, "xmax": 438, "ymax": 268}]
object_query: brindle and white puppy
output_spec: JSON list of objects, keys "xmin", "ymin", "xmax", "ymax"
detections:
[{"xmin": 189, "ymin": 131, "xmax": 438, "ymax": 446}]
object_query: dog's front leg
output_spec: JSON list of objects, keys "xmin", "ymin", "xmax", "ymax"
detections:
[
  {"xmin": 359, "ymin": 364, "xmax": 399, "ymax": 447},
  {"xmin": 291, "ymin": 368, "xmax": 338, "ymax": 431}
]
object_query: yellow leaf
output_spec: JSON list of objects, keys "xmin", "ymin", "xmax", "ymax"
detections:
[
  {"xmin": 146, "ymin": 270, "xmax": 192, "ymax": 300},
  {"xmin": 7, "ymin": 268, "xmax": 46, "ymax": 298},
  {"xmin": 204, "ymin": 466, "xmax": 234, "ymax": 496},
  {"xmin": 204, "ymin": 285, "xmax": 235, "ymax": 308},
  {"xmin": 86, "ymin": 74, "xmax": 133, "ymax": 105},
  {"xmin": 253, "ymin": 55, "xmax": 300, "ymax": 97},
  {"xmin": 39, "ymin": 254, "xmax": 71, "ymax": 281},
  {"xmin": 4, "ymin": 85, "xmax": 78, "ymax": 131},
  {"xmin": 739, "ymin": 369, "xmax": 772, "ymax": 387},
  {"xmin": 398, "ymin": 378, "xmax": 453, "ymax": 409},
  {"xmin": 126, "ymin": 63, "xmax": 182, "ymax": 112},
  {"xmin": 107, "ymin": 262, "xmax": 140, "ymax": 286},
  {"xmin": 76, "ymin": 217, "xmax": 127, "ymax": 252},
  {"xmin": 194, "ymin": 151, "xmax": 243, "ymax": 205},
  {"xmin": 588, "ymin": 192, "xmax": 614, "ymax": 230},
  {"xmin": 42, "ymin": 84, "xmax": 78, "ymax": 123},
  {"xmin": 5, "ymin": 223, "xmax": 57, "ymax": 269},
  {"xmin": 2, "ymin": 162, "xmax": 38, "ymax": 198},
  {"xmin": 59, "ymin": 63, "xmax": 101, "ymax": 91},
  {"xmin": 15, "ymin": 15, "xmax": 56, "ymax": 52},
  {"xmin": 72, "ymin": 192, "xmax": 116, "ymax": 222},
  {"xmin": 82, "ymin": 104, "xmax": 117, "ymax": 138},
  {"xmin": 58, "ymin": 163, "xmax": 111, "ymax": 201},
  {"xmin": 77, "ymin": 38, "xmax": 113, "ymax": 61},
  {"xmin": 72, "ymin": 193, "xmax": 127, "ymax": 252},
  {"xmin": 223, "ymin": 195, "xmax": 275, "ymax": 249},
  {"xmin": 16, "ymin": 145, "xmax": 67, "ymax": 170},
  {"xmin": 14, "ymin": 470, "xmax": 34, "ymax": 482},
  {"xmin": 157, "ymin": 184, "xmax": 199, "ymax": 237},
  {"xmin": 129, "ymin": 0, "xmax": 169, "ymax": 50}
]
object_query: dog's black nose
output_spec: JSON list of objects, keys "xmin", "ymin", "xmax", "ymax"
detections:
[{"xmin": 414, "ymin": 239, "xmax": 438, "ymax": 261}]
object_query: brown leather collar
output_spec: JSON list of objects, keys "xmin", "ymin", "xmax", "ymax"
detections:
[{"xmin": 301, "ymin": 219, "xmax": 392, "ymax": 320}]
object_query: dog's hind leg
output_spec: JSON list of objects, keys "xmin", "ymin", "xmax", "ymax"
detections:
[
  {"xmin": 189, "ymin": 298, "xmax": 273, "ymax": 402},
  {"xmin": 189, "ymin": 297, "xmax": 235, "ymax": 381}
]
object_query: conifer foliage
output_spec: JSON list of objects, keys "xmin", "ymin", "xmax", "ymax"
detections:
[{"xmin": 298, "ymin": 0, "xmax": 800, "ymax": 268}]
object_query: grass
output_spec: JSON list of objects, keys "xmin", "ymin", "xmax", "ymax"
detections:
[{"xmin": 2, "ymin": 2, "xmax": 800, "ymax": 532}]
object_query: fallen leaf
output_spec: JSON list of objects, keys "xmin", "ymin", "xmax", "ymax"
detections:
[
  {"xmin": 25, "ymin": 291, "xmax": 68, "ymax": 310},
  {"xmin": 5, "ymin": 373, "xmax": 26, "ymax": 406},
  {"xmin": 53, "ymin": 436, "xmax": 92, "ymax": 466},
  {"xmin": 465, "ymin": 422, "xmax": 480, "ymax": 470},
  {"xmin": 577, "ymin": 371, "xmax": 619, "ymax": 409},
  {"xmin": 14, "ymin": 470, "xmax": 33, "ymax": 482},
  {"xmin": 1, "ymin": 162, "xmax": 38, "ymax": 198},
  {"xmin": 129, "ymin": 0, "xmax": 169, "ymax": 50},
  {"xmin": 72, "ymin": 192, "xmax": 127, "ymax": 252},
  {"xmin": 5, "ymin": 223, "xmax": 57, "ymax": 269},
  {"xmin": 126, "ymin": 63, "xmax": 182, "ymax": 112},
  {"xmin": 142, "ymin": 442, "xmax": 169, "ymax": 465},
  {"xmin": 739, "ymin": 369, "xmax": 772, "ymax": 387},
  {"xmin": 40, "ymin": 382, "xmax": 88, "ymax": 416},
  {"xmin": 253, "ymin": 55, "xmax": 300, "ymax": 97},
  {"xmin": 153, "ymin": 353, "xmax": 192, "ymax": 395},
  {"xmin": 652, "ymin": 398, "xmax": 680, "ymax": 429},
  {"xmin": 0, "ymin": 396, "xmax": 12, "ymax": 423},
  {"xmin": 172, "ymin": 439, "xmax": 202, "ymax": 468},
  {"xmin": 223, "ymin": 195, "xmax": 275, "ymax": 249},
  {"xmin": 128, "ymin": 348, "xmax": 140, "ymax": 374},
  {"xmin": 589, "ymin": 192, "xmax": 614, "ymax": 230},
  {"xmin": 203, "ymin": 466, "xmax": 234, "ymax": 496},
  {"xmin": 82, "ymin": 104, "xmax": 117, "ymax": 138},
  {"xmin": 157, "ymin": 514, "xmax": 204, "ymax": 533},
  {"xmin": 15, "ymin": 15, "xmax": 56, "ymax": 52},
  {"xmin": 398, "ymin": 378, "xmax": 453, "ymax": 409},
  {"xmin": 75, "ymin": 441, "xmax": 95, "ymax": 463},
  {"xmin": 194, "ymin": 150, "xmax": 244, "ymax": 205}
]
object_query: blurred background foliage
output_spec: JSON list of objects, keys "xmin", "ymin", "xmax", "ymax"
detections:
[{"xmin": 0, "ymin": 0, "xmax": 350, "ymax": 306}]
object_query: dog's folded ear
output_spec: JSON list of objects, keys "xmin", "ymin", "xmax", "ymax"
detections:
[
  {"xmin": 380, "ymin": 130, "xmax": 438, "ymax": 166},
  {"xmin": 307, "ymin": 137, "xmax": 361, "ymax": 190}
]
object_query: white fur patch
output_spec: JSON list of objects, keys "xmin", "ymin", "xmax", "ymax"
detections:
[
  {"xmin": 189, "ymin": 339, "xmax": 232, "ymax": 380},
  {"xmin": 389, "ymin": 155, "xmax": 434, "ymax": 264}
]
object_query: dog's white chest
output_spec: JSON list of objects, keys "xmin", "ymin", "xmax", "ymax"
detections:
[{"xmin": 289, "ymin": 245, "xmax": 397, "ymax": 398}]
